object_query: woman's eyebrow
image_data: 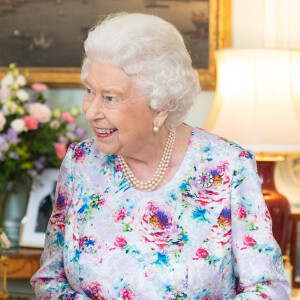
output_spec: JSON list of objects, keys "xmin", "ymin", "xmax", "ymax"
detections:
[
  {"xmin": 84, "ymin": 79, "xmax": 125, "ymax": 96},
  {"xmin": 84, "ymin": 79, "xmax": 92, "ymax": 87},
  {"xmin": 102, "ymin": 88, "xmax": 124, "ymax": 95}
]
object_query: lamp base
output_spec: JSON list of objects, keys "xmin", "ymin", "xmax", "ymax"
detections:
[{"xmin": 257, "ymin": 161, "xmax": 291, "ymax": 255}]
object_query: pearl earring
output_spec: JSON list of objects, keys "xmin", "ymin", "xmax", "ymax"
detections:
[{"xmin": 153, "ymin": 125, "xmax": 159, "ymax": 133}]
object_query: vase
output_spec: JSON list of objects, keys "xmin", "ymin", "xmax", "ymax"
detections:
[
  {"xmin": 2, "ymin": 181, "xmax": 29, "ymax": 249},
  {"xmin": 0, "ymin": 185, "xmax": 10, "ymax": 231},
  {"xmin": 0, "ymin": 180, "xmax": 30, "ymax": 249},
  {"xmin": 0, "ymin": 184, "xmax": 12, "ymax": 258}
]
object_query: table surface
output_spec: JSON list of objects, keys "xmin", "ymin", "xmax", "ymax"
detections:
[
  {"xmin": 3, "ymin": 247, "xmax": 42, "ymax": 280},
  {"xmin": 1, "ymin": 296, "xmax": 35, "ymax": 300}
]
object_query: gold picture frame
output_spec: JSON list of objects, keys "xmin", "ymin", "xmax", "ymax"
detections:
[{"xmin": 0, "ymin": 0, "xmax": 231, "ymax": 90}]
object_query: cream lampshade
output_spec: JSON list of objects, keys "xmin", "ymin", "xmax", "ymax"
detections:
[
  {"xmin": 204, "ymin": 49, "xmax": 300, "ymax": 265},
  {"xmin": 205, "ymin": 49, "xmax": 300, "ymax": 155}
]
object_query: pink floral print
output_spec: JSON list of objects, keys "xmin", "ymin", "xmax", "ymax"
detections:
[
  {"xmin": 132, "ymin": 200, "xmax": 183, "ymax": 251},
  {"xmin": 193, "ymin": 247, "xmax": 208, "ymax": 260},
  {"xmin": 31, "ymin": 128, "xmax": 290, "ymax": 299},
  {"xmin": 243, "ymin": 235, "xmax": 257, "ymax": 247},
  {"xmin": 114, "ymin": 236, "xmax": 127, "ymax": 248}
]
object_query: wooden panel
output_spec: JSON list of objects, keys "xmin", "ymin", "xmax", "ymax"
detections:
[{"xmin": 0, "ymin": 248, "xmax": 42, "ymax": 280}]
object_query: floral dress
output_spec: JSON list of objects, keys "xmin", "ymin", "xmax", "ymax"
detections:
[{"xmin": 31, "ymin": 128, "xmax": 290, "ymax": 299}]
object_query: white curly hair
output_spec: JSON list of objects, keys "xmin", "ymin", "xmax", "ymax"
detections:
[{"xmin": 81, "ymin": 13, "xmax": 200, "ymax": 128}]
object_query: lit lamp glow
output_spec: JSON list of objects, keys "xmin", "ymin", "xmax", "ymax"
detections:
[
  {"xmin": 205, "ymin": 49, "xmax": 300, "ymax": 156},
  {"xmin": 204, "ymin": 49, "xmax": 300, "ymax": 266}
]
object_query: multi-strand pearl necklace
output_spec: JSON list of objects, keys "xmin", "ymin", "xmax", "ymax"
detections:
[{"xmin": 118, "ymin": 127, "xmax": 176, "ymax": 192}]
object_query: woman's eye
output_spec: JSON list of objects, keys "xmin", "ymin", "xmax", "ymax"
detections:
[
  {"xmin": 85, "ymin": 88, "xmax": 96, "ymax": 99},
  {"xmin": 103, "ymin": 96, "xmax": 118, "ymax": 105}
]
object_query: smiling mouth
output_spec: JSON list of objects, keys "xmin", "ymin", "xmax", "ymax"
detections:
[{"xmin": 95, "ymin": 128, "xmax": 117, "ymax": 135}]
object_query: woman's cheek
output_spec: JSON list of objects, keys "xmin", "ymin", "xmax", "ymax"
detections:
[{"xmin": 82, "ymin": 96, "xmax": 89, "ymax": 115}]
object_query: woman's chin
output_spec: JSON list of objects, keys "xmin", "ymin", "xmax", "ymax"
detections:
[{"xmin": 95, "ymin": 139, "xmax": 119, "ymax": 156}]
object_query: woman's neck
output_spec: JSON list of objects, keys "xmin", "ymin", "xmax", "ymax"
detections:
[
  {"xmin": 120, "ymin": 123, "xmax": 192, "ymax": 186},
  {"xmin": 121, "ymin": 125, "xmax": 171, "ymax": 180}
]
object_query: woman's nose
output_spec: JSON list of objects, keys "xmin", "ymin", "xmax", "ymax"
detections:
[{"xmin": 84, "ymin": 98, "xmax": 105, "ymax": 121}]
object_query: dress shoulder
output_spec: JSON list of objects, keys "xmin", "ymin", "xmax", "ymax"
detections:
[{"xmin": 191, "ymin": 127, "xmax": 248, "ymax": 161}]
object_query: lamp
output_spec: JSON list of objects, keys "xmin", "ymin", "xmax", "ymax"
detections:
[
  {"xmin": 204, "ymin": 49, "xmax": 300, "ymax": 259},
  {"xmin": 205, "ymin": 49, "xmax": 300, "ymax": 153}
]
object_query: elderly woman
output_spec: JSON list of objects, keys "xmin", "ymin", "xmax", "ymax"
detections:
[{"xmin": 31, "ymin": 13, "xmax": 290, "ymax": 299}]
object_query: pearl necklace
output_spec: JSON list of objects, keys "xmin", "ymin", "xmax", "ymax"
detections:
[{"xmin": 118, "ymin": 127, "xmax": 176, "ymax": 191}]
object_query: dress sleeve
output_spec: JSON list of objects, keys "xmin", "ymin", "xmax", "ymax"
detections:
[
  {"xmin": 30, "ymin": 143, "xmax": 88, "ymax": 299},
  {"xmin": 231, "ymin": 150, "xmax": 291, "ymax": 300}
]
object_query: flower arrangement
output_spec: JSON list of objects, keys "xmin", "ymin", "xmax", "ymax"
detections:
[{"xmin": 0, "ymin": 64, "xmax": 86, "ymax": 240}]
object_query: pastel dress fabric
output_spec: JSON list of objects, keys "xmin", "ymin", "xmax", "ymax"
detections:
[{"xmin": 31, "ymin": 128, "xmax": 291, "ymax": 300}]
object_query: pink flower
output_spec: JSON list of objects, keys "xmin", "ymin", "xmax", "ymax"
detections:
[
  {"xmin": 120, "ymin": 288, "xmax": 135, "ymax": 300},
  {"xmin": 113, "ymin": 209, "xmax": 127, "ymax": 222},
  {"xmin": 62, "ymin": 112, "xmax": 75, "ymax": 123},
  {"xmin": 29, "ymin": 103, "xmax": 52, "ymax": 123},
  {"xmin": 194, "ymin": 247, "xmax": 208, "ymax": 260},
  {"xmin": 234, "ymin": 207, "xmax": 247, "ymax": 220},
  {"xmin": 74, "ymin": 147, "xmax": 85, "ymax": 163},
  {"xmin": 55, "ymin": 142, "xmax": 67, "ymax": 159},
  {"xmin": 0, "ymin": 112, "xmax": 6, "ymax": 131},
  {"xmin": 31, "ymin": 83, "xmax": 48, "ymax": 92},
  {"xmin": 23, "ymin": 115, "xmax": 38, "ymax": 130},
  {"xmin": 239, "ymin": 150, "xmax": 253, "ymax": 160},
  {"xmin": 132, "ymin": 200, "xmax": 181, "ymax": 251},
  {"xmin": 113, "ymin": 236, "xmax": 127, "ymax": 248},
  {"xmin": 243, "ymin": 235, "xmax": 256, "ymax": 247},
  {"xmin": 260, "ymin": 293, "xmax": 272, "ymax": 300}
]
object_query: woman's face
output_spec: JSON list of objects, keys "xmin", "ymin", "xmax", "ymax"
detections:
[{"xmin": 82, "ymin": 61, "xmax": 159, "ymax": 157}]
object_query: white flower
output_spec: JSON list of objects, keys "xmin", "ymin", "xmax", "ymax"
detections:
[
  {"xmin": 0, "ymin": 112, "xmax": 6, "ymax": 131},
  {"xmin": 11, "ymin": 118, "xmax": 25, "ymax": 133},
  {"xmin": 2, "ymin": 106, "xmax": 9, "ymax": 116},
  {"xmin": 16, "ymin": 89, "xmax": 30, "ymax": 102},
  {"xmin": 1, "ymin": 74, "xmax": 14, "ymax": 88},
  {"xmin": 50, "ymin": 119, "xmax": 60, "ymax": 129},
  {"xmin": 5, "ymin": 101, "xmax": 18, "ymax": 114},
  {"xmin": 11, "ymin": 82, "xmax": 19, "ymax": 90},
  {"xmin": 17, "ymin": 75, "xmax": 26, "ymax": 86},
  {"xmin": 0, "ymin": 87, "xmax": 11, "ymax": 102},
  {"xmin": 0, "ymin": 231, "xmax": 10, "ymax": 249}
]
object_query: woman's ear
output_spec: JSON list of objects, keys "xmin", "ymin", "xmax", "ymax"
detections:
[{"xmin": 153, "ymin": 110, "xmax": 169, "ymax": 128}]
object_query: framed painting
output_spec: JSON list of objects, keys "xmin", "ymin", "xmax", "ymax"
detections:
[
  {"xmin": 0, "ymin": 0, "xmax": 230, "ymax": 90},
  {"xmin": 19, "ymin": 169, "xmax": 59, "ymax": 248}
]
